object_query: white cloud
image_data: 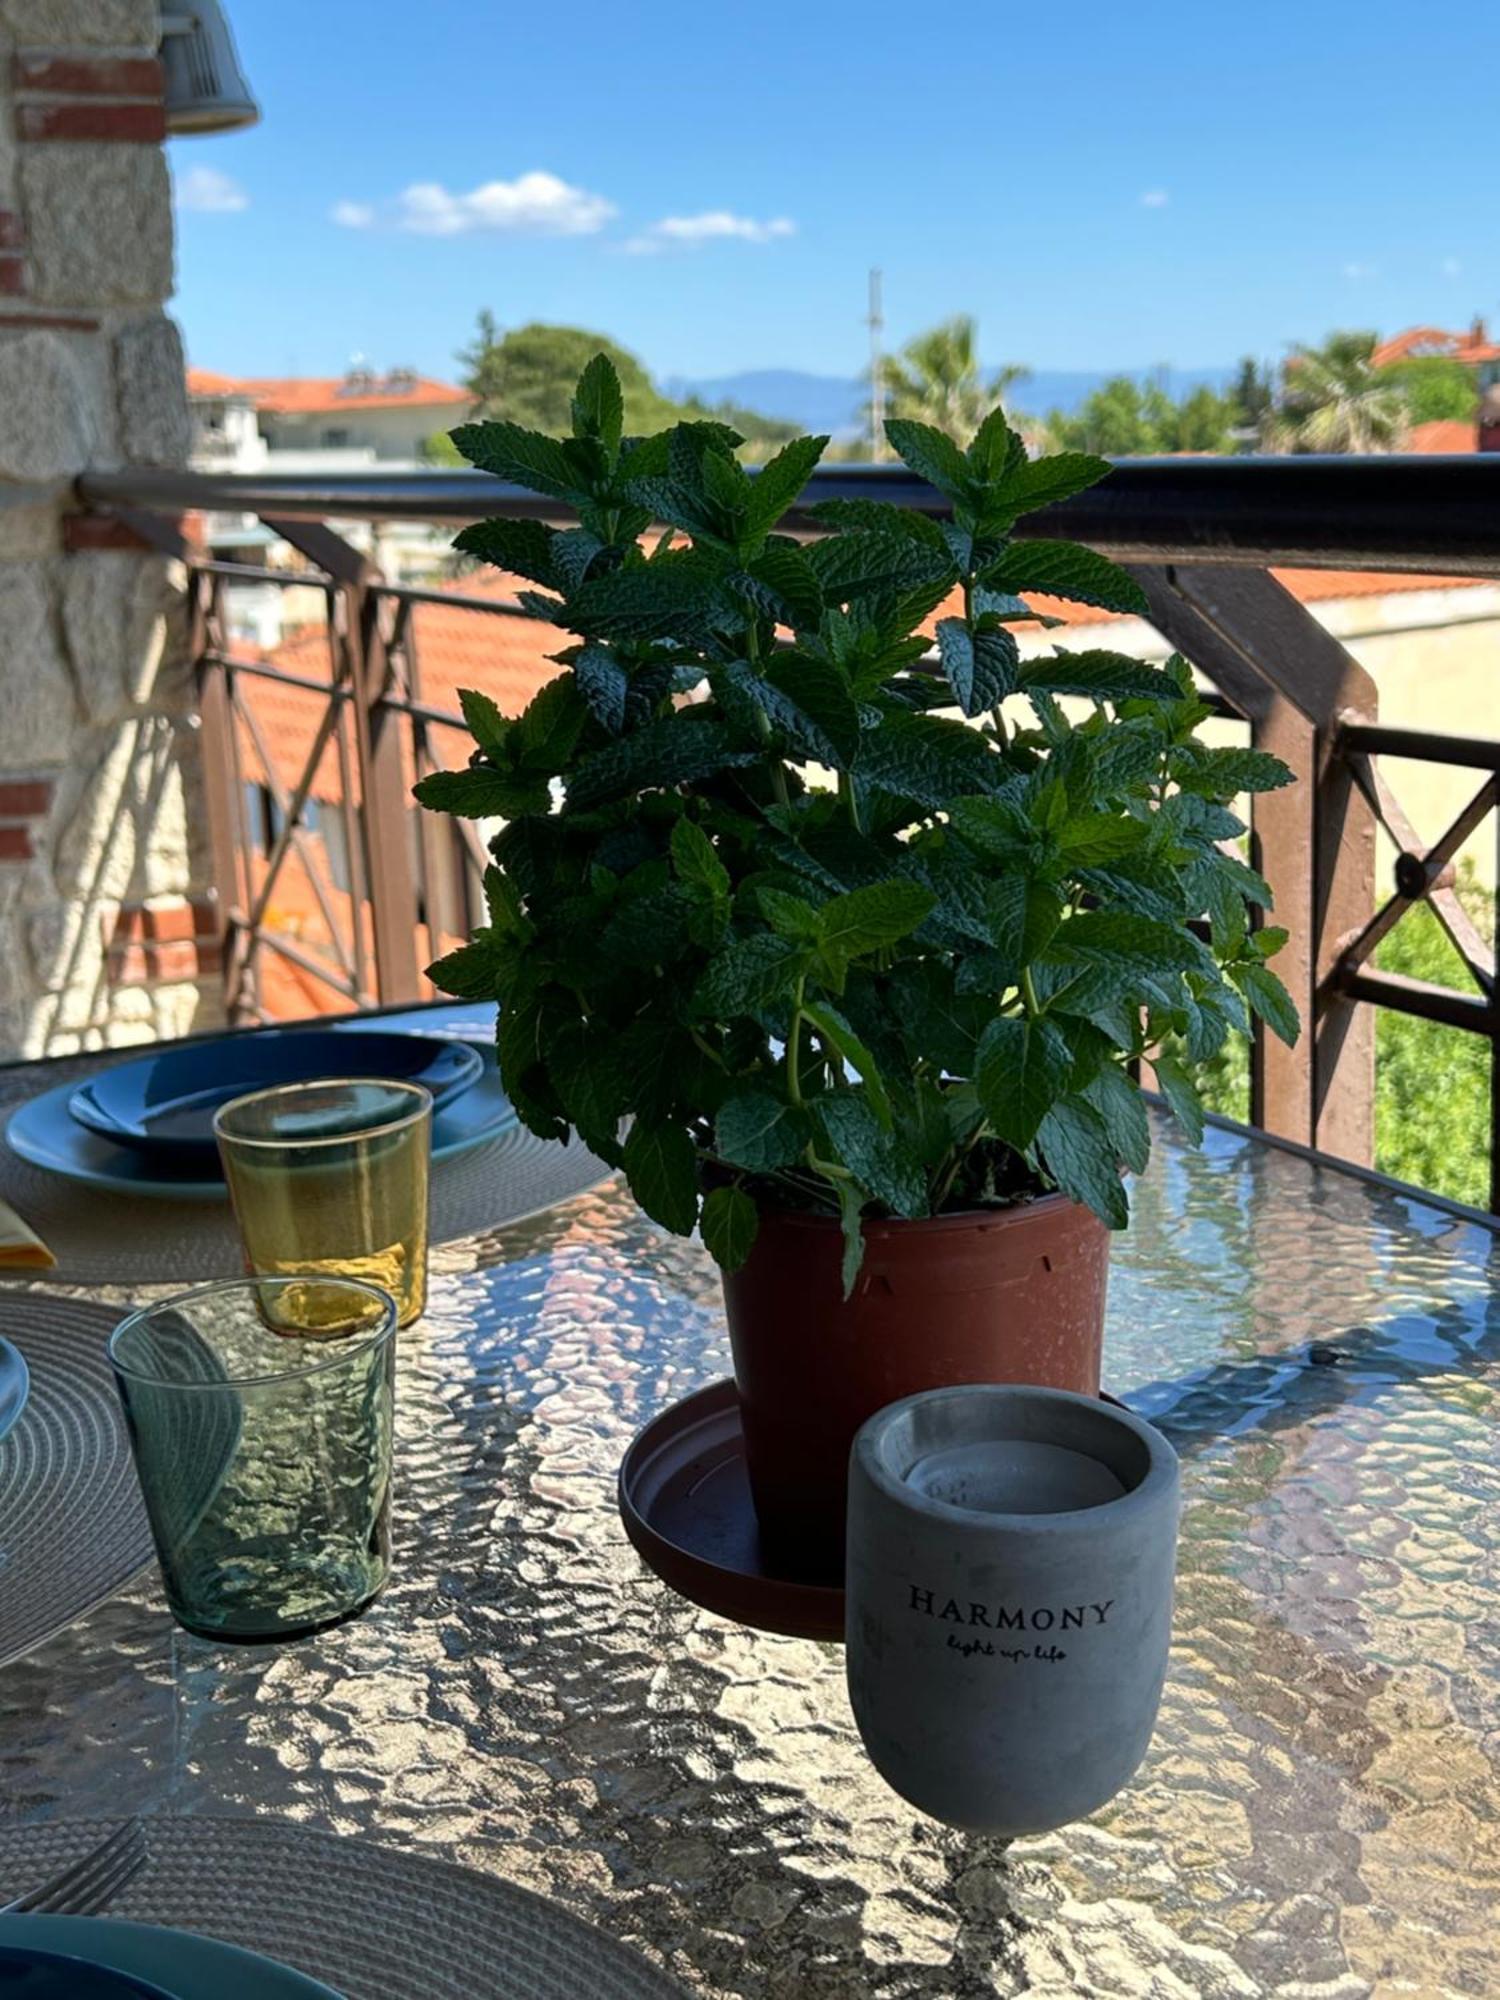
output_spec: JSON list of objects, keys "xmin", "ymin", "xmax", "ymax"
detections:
[
  {"xmin": 1139, "ymin": 189, "xmax": 1169, "ymax": 208},
  {"xmin": 1441, "ymin": 255, "xmax": 1463, "ymax": 277},
  {"xmin": 1341, "ymin": 260, "xmax": 1378, "ymax": 280},
  {"xmin": 332, "ymin": 171, "xmax": 615, "ymax": 238},
  {"xmin": 177, "ymin": 164, "xmax": 248, "ymax": 214},
  {"xmin": 622, "ymin": 210, "xmax": 797, "ymax": 255}
]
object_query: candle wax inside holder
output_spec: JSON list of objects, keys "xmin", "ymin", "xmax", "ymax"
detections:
[{"xmin": 906, "ymin": 1438, "xmax": 1127, "ymax": 1515}]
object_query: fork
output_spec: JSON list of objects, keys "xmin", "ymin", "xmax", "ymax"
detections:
[{"xmin": 1, "ymin": 1819, "xmax": 148, "ymax": 1916}]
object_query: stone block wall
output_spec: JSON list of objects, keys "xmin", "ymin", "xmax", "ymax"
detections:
[{"xmin": 0, "ymin": 0, "xmax": 220, "ymax": 1058}]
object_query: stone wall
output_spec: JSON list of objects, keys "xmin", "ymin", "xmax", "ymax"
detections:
[{"xmin": 0, "ymin": 0, "xmax": 219, "ymax": 1058}]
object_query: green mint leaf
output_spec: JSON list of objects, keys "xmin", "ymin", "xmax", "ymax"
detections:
[
  {"xmin": 693, "ymin": 934, "xmax": 807, "ymax": 1017},
  {"xmin": 427, "ymin": 937, "xmax": 504, "ymax": 1002},
  {"xmin": 760, "ymin": 654, "xmax": 863, "ymax": 766},
  {"xmin": 1049, "ymin": 910, "xmax": 1208, "ymax": 975},
  {"xmin": 884, "ymin": 418, "xmax": 974, "ymax": 500},
  {"xmin": 1036, "ymin": 1098, "xmax": 1129, "ymax": 1228},
  {"xmin": 739, "ymin": 543, "xmax": 826, "ymax": 629},
  {"xmin": 1231, "ymin": 962, "xmax": 1301, "ymax": 1047},
  {"xmin": 975, "ymin": 1015, "xmax": 1075, "ymax": 1152},
  {"xmin": 715, "ymin": 1089, "xmax": 807, "ymax": 1172},
  {"xmin": 816, "ymin": 880, "xmax": 935, "ymax": 964},
  {"xmin": 804, "ymin": 499, "xmax": 953, "ymax": 551},
  {"xmin": 481, "ymin": 865, "xmax": 525, "ymax": 934},
  {"xmin": 413, "ymin": 766, "xmax": 534, "ymax": 819},
  {"xmin": 700, "ymin": 1183, "xmax": 760, "ymax": 1272},
  {"xmin": 935, "ymin": 619, "xmax": 1020, "ymax": 717},
  {"xmin": 570, "ymin": 353, "xmax": 624, "ymax": 454},
  {"xmin": 1082, "ymin": 1063, "xmax": 1152, "ymax": 1174},
  {"xmin": 745, "ymin": 435, "xmax": 827, "ymax": 539},
  {"xmin": 1021, "ymin": 651, "xmax": 1183, "ymax": 703},
  {"xmin": 754, "ymin": 887, "xmax": 821, "ymax": 940},
  {"xmin": 1253, "ymin": 924, "xmax": 1290, "ymax": 959},
  {"xmin": 1151, "ymin": 1053, "xmax": 1205, "ymax": 1145},
  {"xmin": 622, "ymin": 1122, "xmax": 699, "ymax": 1236},
  {"xmin": 806, "ymin": 528, "xmax": 954, "ymax": 605},
  {"xmin": 816, "ymin": 1092, "xmax": 927, "ymax": 1219},
  {"xmin": 517, "ymin": 674, "xmax": 587, "ymax": 774},
  {"xmin": 1057, "ymin": 813, "xmax": 1148, "ymax": 867},
  {"xmin": 568, "ymin": 716, "xmax": 757, "ymax": 810},
  {"xmin": 1171, "ymin": 745, "xmax": 1297, "ymax": 797},
  {"xmin": 451, "ymin": 420, "xmax": 583, "ymax": 501},
  {"xmin": 835, "ymin": 1176, "xmax": 867, "ymax": 1298},
  {"xmin": 670, "ymin": 815, "xmax": 731, "ymax": 900},
  {"xmin": 979, "ymin": 540, "xmax": 1149, "ymax": 617},
  {"xmin": 990, "ymin": 451, "xmax": 1112, "ymax": 525},
  {"xmin": 801, "ymin": 999, "xmax": 893, "ymax": 1126},
  {"xmin": 452, "ymin": 518, "xmax": 561, "ymax": 590},
  {"xmin": 573, "ymin": 644, "xmax": 629, "ymax": 735},
  {"xmin": 857, "ymin": 710, "xmax": 1004, "ymax": 809},
  {"xmin": 458, "ymin": 686, "xmax": 511, "ymax": 760},
  {"xmin": 966, "ymin": 407, "xmax": 1028, "ymax": 483}
]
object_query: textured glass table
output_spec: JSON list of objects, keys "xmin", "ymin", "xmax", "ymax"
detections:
[{"xmin": 2, "ymin": 1113, "xmax": 1497, "ymax": 1998}]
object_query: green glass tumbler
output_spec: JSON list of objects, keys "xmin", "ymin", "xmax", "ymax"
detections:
[
  {"xmin": 214, "ymin": 1078, "xmax": 432, "ymax": 1328},
  {"xmin": 110, "ymin": 1277, "xmax": 397, "ymax": 1642}
]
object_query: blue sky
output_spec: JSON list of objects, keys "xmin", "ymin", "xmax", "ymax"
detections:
[{"xmin": 172, "ymin": 0, "xmax": 1498, "ymax": 388}]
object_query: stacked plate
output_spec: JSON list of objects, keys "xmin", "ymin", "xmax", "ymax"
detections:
[{"xmin": 4, "ymin": 1017, "xmax": 511, "ymax": 1202}]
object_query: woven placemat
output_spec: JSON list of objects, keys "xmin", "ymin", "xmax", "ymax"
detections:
[
  {"xmin": 0, "ymin": 1052, "xmax": 613, "ymax": 1287},
  {"xmin": 0, "ymin": 1817, "xmax": 685, "ymax": 2000},
  {"xmin": 0, "ymin": 1294, "xmax": 152, "ymax": 1668}
]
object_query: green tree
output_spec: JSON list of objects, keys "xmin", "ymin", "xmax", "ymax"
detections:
[
  {"xmin": 875, "ymin": 315, "xmax": 1028, "ymax": 440},
  {"xmin": 1375, "ymin": 356, "xmax": 1479, "ymax": 427},
  {"xmin": 1228, "ymin": 357, "xmax": 1275, "ymax": 436},
  {"xmin": 1267, "ymin": 331, "xmax": 1409, "ymax": 453},
  {"xmin": 456, "ymin": 314, "xmax": 799, "ymax": 458},
  {"xmin": 1046, "ymin": 376, "xmax": 1237, "ymax": 455},
  {"xmin": 420, "ymin": 429, "xmax": 464, "ymax": 467}
]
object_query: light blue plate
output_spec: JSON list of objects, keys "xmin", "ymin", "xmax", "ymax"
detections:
[
  {"xmin": 0, "ymin": 1915, "xmax": 341, "ymax": 1998},
  {"xmin": 0, "ymin": 1338, "xmax": 28, "ymax": 1443},
  {"xmin": 6, "ymin": 1013, "xmax": 514, "ymax": 1203}
]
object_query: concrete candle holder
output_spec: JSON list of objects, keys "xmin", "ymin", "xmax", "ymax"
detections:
[{"xmin": 845, "ymin": 1384, "xmax": 1180, "ymax": 1835}]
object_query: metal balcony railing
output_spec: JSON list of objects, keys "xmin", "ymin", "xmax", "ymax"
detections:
[{"xmin": 75, "ymin": 456, "xmax": 1500, "ymax": 1209}]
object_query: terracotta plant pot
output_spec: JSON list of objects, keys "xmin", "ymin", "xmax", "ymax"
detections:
[{"xmin": 720, "ymin": 1194, "xmax": 1110, "ymax": 1581}]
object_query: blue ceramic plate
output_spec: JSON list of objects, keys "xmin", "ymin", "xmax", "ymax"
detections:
[
  {"xmin": 68, "ymin": 1030, "xmax": 484, "ymax": 1173},
  {"xmin": 0, "ymin": 1942, "xmax": 175, "ymax": 1997},
  {"xmin": 7, "ymin": 1044, "xmax": 515, "ymax": 1202},
  {"xmin": 0, "ymin": 1917, "xmax": 340, "ymax": 1998},
  {"xmin": 0, "ymin": 1338, "xmax": 28, "ymax": 1444}
]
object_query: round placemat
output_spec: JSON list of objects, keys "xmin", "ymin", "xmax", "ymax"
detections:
[
  {"xmin": 0, "ymin": 1294, "xmax": 153, "ymax": 1669},
  {"xmin": 0, "ymin": 1053, "xmax": 613, "ymax": 1287},
  {"xmin": 0, "ymin": 1817, "xmax": 686, "ymax": 2000}
]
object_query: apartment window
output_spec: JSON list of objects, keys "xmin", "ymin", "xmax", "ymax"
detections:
[{"xmin": 321, "ymin": 427, "xmax": 350, "ymax": 447}]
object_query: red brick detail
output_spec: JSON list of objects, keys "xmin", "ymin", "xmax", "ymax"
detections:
[
  {"xmin": 106, "ymin": 898, "xmax": 219, "ymax": 949},
  {"xmin": 0, "ymin": 211, "xmax": 24, "ymax": 251},
  {"xmin": 0, "ymin": 258, "xmax": 25, "ymax": 297},
  {"xmin": 0, "ymin": 309, "xmax": 99, "ymax": 331},
  {"xmin": 16, "ymin": 101, "xmax": 166, "ymax": 143},
  {"xmin": 0, "ymin": 781, "xmax": 53, "ymax": 818},
  {"xmin": 64, "ymin": 512, "xmax": 181, "ymax": 554},
  {"xmin": 0, "ymin": 826, "xmax": 34, "ymax": 863},
  {"xmin": 107, "ymin": 937, "xmax": 222, "ymax": 985},
  {"xmin": 12, "ymin": 53, "xmax": 163, "ymax": 98}
]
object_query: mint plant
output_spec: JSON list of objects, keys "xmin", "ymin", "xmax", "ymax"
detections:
[{"xmin": 417, "ymin": 354, "xmax": 1297, "ymax": 1288}]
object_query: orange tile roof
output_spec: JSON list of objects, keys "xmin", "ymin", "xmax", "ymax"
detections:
[
  {"xmin": 207, "ymin": 373, "xmax": 469, "ymax": 415},
  {"xmin": 1407, "ymin": 419, "xmax": 1478, "ymax": 454},
  {"xmin": 1372, "ymin": 322, "xmax": 1500, "ymax": 369},
  {"xmin": 185, "ymin": 367, "xmax": 245, "ymax": 396}
]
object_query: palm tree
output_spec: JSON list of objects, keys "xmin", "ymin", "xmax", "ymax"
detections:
[
  {"xmin": 1265, "ymin": 331, "xmax": 1410, "ymax": 453},
  {"xmin": 874, "ymin": 316, "xmax": 1029, "ymax": 443}
]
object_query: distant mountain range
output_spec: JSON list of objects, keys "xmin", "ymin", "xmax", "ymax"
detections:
[{"xmin": 665, "ymin": 365, "xmax": 1234, "ymax": 438}]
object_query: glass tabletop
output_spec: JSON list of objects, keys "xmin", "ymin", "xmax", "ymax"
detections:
[{"xmin": 2, "ymin": 1110, "xmax": 1497, "ymax": 1997}]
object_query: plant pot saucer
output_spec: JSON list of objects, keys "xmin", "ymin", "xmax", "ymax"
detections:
[
  {"xmin": 618, "ymin": 1377, "xmax": 845, "ymax": 1643},
  {"xmin": 618, "ymin": 1378, "xmax": 1136, "ymax": 1645}
]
